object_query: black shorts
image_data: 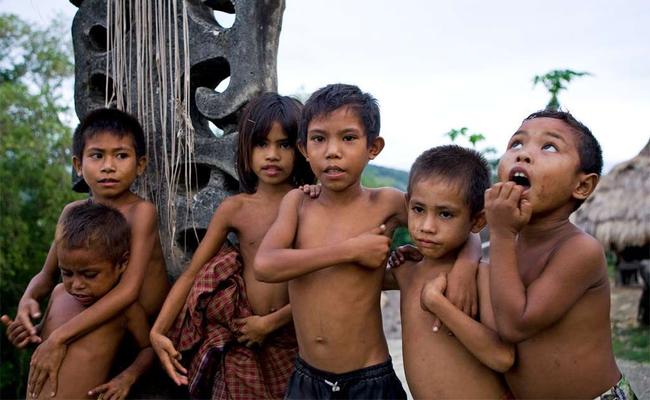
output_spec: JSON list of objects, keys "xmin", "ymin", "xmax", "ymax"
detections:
[{"xmin": 284, "ymin": 356, "xmax": 407, "ymax": 400}]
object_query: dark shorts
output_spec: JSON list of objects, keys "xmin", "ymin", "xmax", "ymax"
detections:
[{"xmin": 284, "ymin": 356, "xmax": 407, "ymax": 400}]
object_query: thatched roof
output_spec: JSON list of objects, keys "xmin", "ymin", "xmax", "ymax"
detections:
[{"xmin": 573, "ymin": 139, "xmax": 650, "ymax": 251}]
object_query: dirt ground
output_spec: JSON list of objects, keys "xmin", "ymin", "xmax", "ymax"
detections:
[{"xmin": 381, "ymin": 283, "xmax": 649, "ymax": 398}]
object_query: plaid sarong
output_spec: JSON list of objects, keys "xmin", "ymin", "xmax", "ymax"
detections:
[{"xmin": 169, "ymin": 244, "xmax": 297, "ymax": 399}]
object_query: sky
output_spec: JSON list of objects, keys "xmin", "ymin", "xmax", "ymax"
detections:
[{"xmin": 5, "ymin": 0, "xmax": 649, "ymax": 173}]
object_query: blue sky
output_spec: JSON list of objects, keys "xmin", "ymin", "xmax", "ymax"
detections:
[{"xmin": 6, "ymin": 0, "xmax": 649, "ymax": 172}]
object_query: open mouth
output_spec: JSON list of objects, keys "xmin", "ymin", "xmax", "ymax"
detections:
[
  {"xmin": 509, "ymin": 170, "xmax": 531, "ymax": 189},
  {"xmin": 324, "ymin": 166, "xmax": 344, "ymax": 174}
]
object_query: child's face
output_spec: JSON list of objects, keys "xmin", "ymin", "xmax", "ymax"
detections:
[
  {"xmin": 302, "ymin": 106, "xmax": 383, "ymax": 192},
  {"xmin": 407, "ymin": 178, "xmax": 482, "ymax": 260},
  {"xmin": 497, "ymin": 117, "xmax": 584, "ymax": 213},
  {"xmin": 251, "ymin": 122, "xmax": 295, "ymax": 187},
  {"xmin": 73, "ymin": 131, "xmax": 146, "ymax": 200},
  {"xmin": 58, "ymin": 247, "xmax": 125, "ymax": 306}
]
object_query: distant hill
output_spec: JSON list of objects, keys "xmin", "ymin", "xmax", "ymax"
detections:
[{"xmin": 362, "ymin": 164, "xmax": 409, "ymax": 191}]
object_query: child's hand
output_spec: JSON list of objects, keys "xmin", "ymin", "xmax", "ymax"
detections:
[
  {"xmin": 233, "ymin": 315, "xmax": 270, "ymax": 347},
  {"xmin": 421, "ymin": 273, "xmax": 447, "ymax": 332},
  {"xmin": 88, "ymin": 372, "xmax": 135, "ymax": 400},
  {"xmin": 150, "ymin": 331, "xmax": 188, "ymax": 386},
  {"xmin": 387, "ymin": 244, "xmax": 423, "ymax": 269},
  {"xmin": 27, "ymin": 337, "xmax": 67, "ymax": 398},
  {"xmin": 16, "ymin": 297, "xmax": 42, "ymax": 339},
  {"xmin": 299, "ymin": 184, "xmax": 322, "ymax": 198},
  {"xmin": 446, "ymin": 262, "xmax": 478, "ymax": 318},
  {"xmin": 349, "ymin": 225, "xmax": 391, "ymax": 269},
  {"xmin": 1, "ymin": 315, "xmax": 41, "ymax": 348},
  {"xmin": 485, "ymin": 182, "xmax": 532, "ymax": 237}
]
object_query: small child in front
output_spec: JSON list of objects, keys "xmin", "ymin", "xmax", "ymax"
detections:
[
  {"xmin": 392, "ymin": 145, "xmax": 513, "ymax": 399},
  {"xmin": 3, "ymin": 202, "xmax": 153, "ymax": 400},
  {"xmin": 486, "ymin": 110, "xmax": 637, "ymax": 399},
  {"xmin": 5, "ymin": 108, "xmax": 170, "ymax": 397},
  {"xmin": 255, "ymin": 84, "xmax": 480, "ymax": 399}
]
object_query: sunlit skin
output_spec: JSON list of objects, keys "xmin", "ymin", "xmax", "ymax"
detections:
[
  {"xmin": 486, "ymin": 117, "xmax": 621, "ymax": 398},
  {"xmin": 26, "ymin": 247, "xmax": 153, "ymax": 400},
  {"xmin": 393, "ymin": 178, "xmax": 512, "ymax": 399},
  {"xmin": 14, "ymin": 131, "xmax": 169, "ymax": 398},
  {"xmin": 255, "ymin": 106, "xmax": 481, "ymax": 375},
  {"xmin": 150, "ymin": 123, "xmax": 299, "ymax": 386}
]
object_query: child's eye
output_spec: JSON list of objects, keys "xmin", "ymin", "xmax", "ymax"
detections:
[
  {"xmin": 310, "ymin": 135, "xmax": 324, "ymax": 143},
  {"xmin": 411, "ymin": 205, "xmax": 424, "ymax": 214},
  {"xmin": 116, "ymin": 152, "xmax": 130, "ymax": 159},
  {"xmin": 542, "ymin": 144, "xmax": 558, "ymax": 152},
  {"xmin": 279, "ymin": 141, "xmax": 292, "ymax": 149},
  {"xmin": 439, "ymin": 211, "xmax": 453, "ymax": 219},
  {"xmin": 510, "ymin": 141, "xmax": 523, "ymax": 150},
  {"xmin": 84, "ymin": 272, "xmax": 98, "ymax": 278},
  {"xmin": 60, "ymin": 269, "xmax": 72, "ymax": 277},
  {"xmin": 88, "ymin": 152, "xmax": 103, "ymax": 159},
  {"xmin": 255, "ymin": 141, "xmax": 268, "ymax": 148},
  {"xmin": 342, "ymin": 135, "xmax": 357, "ymax": 142}
]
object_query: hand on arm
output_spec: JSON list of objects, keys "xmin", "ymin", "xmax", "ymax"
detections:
[
  {"xmin": 486, "ymin": 182, "xmax": 602, "ymax": 342},
  {"xmin": 421, "ymin": 269, "xmax": 515, "ymax": 372},
  {"xmin": 151, "ymin": 199, "xmax": 234, "ymax": 385},
  {"xmin": 254, "ymin": 190, "xmax": 390, "ymax": 282},
  {"xmin": 445, "ymin": 233, "xmax": 482, "ymax": 318},
  {"xmin": 28, "ymin": 203, "xmax": 158, "ymax": 398},
  {"xmin": 90, "ymin": 304, "xmax": 156, "ymax": 399},
  {"xmin": 233, "ymin": 304, "xmax": 292, "ymax": 347}
]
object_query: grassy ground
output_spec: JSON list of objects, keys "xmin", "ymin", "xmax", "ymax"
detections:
[{"xmin": 612, "ymin": 324, "xmax": 650, "ymax": 362}]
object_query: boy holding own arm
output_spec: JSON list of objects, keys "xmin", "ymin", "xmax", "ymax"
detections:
[
  {"xmin": 391, "ymin": 145, "xmax": 513, "ymax": 399},
  {"xmin": 486, "ymin": 110, "xmax": 636, "ymax": 399},
  {"xmin": 254, "ymin": 84, "xmax": 480, "ymax": 399},
  {"xmin": 3, "ymin": 202, "xmax": 153, "ymax": 400},
  {"xmin": 4, "ymin": 109, "xmax": 170, "ymax": 397}
]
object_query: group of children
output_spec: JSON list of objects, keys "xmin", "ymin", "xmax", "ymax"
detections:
[{"xmin": 1, "ymin": 83, "xmax": 638, "ymax": 399}]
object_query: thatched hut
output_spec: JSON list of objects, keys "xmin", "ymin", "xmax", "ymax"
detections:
[
  {"xmin": 574, "ymin": 139, "xmax": 650, "ymax": 253},
  {"xmin": 574, "ymin": 139, "xmax": 650, "ymax": 324}
]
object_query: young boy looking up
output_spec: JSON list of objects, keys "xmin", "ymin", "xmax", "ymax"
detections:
[
  {"xmin": 486, "ymin": 110, "xmax": 636, "ymax": 399},
  {"xmin": 11, "ymin": 108, "xmax": 170, "ymax": 397},
  {"xmin": 392, "ymin": 145, "xmax": 514, "ymax": 399},
  {"xmin": 254, "ymin": 84, "xmax": 480, "ymax": 399},
  {"xmin": 3, "ymin": 202, "xmax": 154, "ymax": 400}
]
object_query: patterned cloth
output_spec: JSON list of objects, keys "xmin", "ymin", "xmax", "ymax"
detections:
[
  {"xmin": 169, "ymin": 244, "xmax": 297, "ymax": 399},
  {"xmin": 595, "ymin": 375, "xmax": 638, "ymax": 400}
]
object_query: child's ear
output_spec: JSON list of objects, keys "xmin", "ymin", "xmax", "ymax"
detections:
[
  {"xmin": 368, "ymin": 137, "xmax": 385, "ymax": 160},
  {"xmin": 573, "ymin": 172, "xmax": 599, "ymax": 201},
  {"xmin": 72, "ymin": 156, "xmax": 83, "ymax": 177},
  {"xmin": 298, "ymin": 142, "xmax": 309, "ymax": 162},
  {"xmin": 116, "ymin": 251, "xmax": 129, "ymax": 274},
  {"xmin": 136, "ymin": 156, "xmax": 147, "ymax": 175},
  {"xmin": 471, "ymin": 210, "xmax": 487, "ymax": 233}
]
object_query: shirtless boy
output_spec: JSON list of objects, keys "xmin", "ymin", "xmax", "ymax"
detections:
[
  {"xmin": 255, "ymin": 84, "xmax": 479, "ymax": 399},
  {"xmin": 3, "ymin": 202, "xmax": 153, "ymax": 400},
  {"xmin": 6, "ymin": 108, "xmax": 169, "ymax": 397},
  {"xmin": 486, "ymin": 110, "xmax": 636, "ymax": 399},
  {"xmin": 393, "ymin": 145, "xmax": 513, "ymax": 399}
]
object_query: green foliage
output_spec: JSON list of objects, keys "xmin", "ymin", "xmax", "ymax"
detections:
[
  {"xmin": 0, "ymin": 13, "xmax": 82, "ymax": 398},
  {"xmin": 612, "ymin": 325, "xmax": 650, "ymax": 363},
  {"xmin": 444, "ymin": 127, "xmax": 499, "ymax": 182},
  {"xmin": 532, "ymin": 69, "xmax": 591, "ymax": 111}
]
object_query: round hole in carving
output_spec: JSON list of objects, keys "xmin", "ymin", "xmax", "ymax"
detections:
[
  {"xmin": 89, "ymin": 73, "xmax": 114, "ymax": 103},
  {"xmin": 88, "ymin": 24, "xmax": 108, "ymax": 52},
  {"xmin": 204, "ymin": 0, "xmax": 235, "ymax": 29},
  {"xmin": 208, "ymin": 120, "xmax": 224, "ymax": 137},
  {"xmin": 176, "ymin": 228, "xmax": 207, "ymax": 255},
  {"xmin": 215, "ymin": 76, "xmax": 230, "ymax": 93},
  {"xmin": 177, "ymin": 162, "xmax": 212, "ymax": 194},
  {"xmin": 213, "ymin": 10, "xmax": 235, "ymax": 28}
]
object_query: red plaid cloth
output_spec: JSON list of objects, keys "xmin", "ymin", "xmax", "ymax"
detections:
[{"xmin": 168, "ymin": 244, "xmax": 297, "ymax": 399}]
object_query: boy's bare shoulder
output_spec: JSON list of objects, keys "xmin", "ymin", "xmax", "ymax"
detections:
[
  {"xmin": 367, "ymin": 186, "xmax": 405, "ymax": 203},
  {"xmin": 555, "ymin": 228, "xmax": 605, "ymax": 265},
  {"xmin": 60, "ymin": 199, "xmax": 90, "ymax": 217}
]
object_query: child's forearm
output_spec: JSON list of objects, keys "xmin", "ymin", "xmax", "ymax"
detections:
[
  {"xmin": 262, "ymin": 304, "xmax": 292, "ymax": 333},
  {"xmin": 424, "ymin": 291, "xmax": 515, "ymax": 372},
  {"xmin": 21, "ymin": 243, "xmax": 60, "ymax": 303},
  {"xmin": 489, "ymin": 232, "xmax": 530, "ymax": 342},
  {"xmin": 254, "ymin": 242, "xmax": 355, "ymax": 282}
]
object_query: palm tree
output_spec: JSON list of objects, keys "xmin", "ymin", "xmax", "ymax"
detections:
[{"xmin": 533, "ymin": 69, "xmax": 591, "ymax": 111}]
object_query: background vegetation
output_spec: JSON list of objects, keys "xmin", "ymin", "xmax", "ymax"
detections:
[{"xmin": 0, "ymin": 14, "xmax": 82, "ymax": 398}]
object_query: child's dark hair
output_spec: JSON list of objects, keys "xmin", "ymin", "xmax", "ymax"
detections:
[
  {"xmin": 236, "ymin": 93, "xmax": 315, "ymax": 193},
  {"xmin": 524, "ymin": 110, "xmax": 603, "ymax": 176},
  {"xmin": 73, "ymin": 108, "xmax": 146, "ymax": 159},
  {"xmin": 408, "ymin": 145, "xmax": 491, "ymax": 217},
  {"xmin": 299, "ymin": 84, "xmax": 380, "ymax": 146},
  {"xmin": 57, "ymin": 202, "xmax": 130, "ymax": 265}
]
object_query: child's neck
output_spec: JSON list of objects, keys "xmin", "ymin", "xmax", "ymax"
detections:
[
  {"xmin": 520, "ymin": 208, "xmax": 574, "ymax": 243},
  {"xmin": 319, "ymin": 181, "xmax": 363, "ymax": 206},
  {"xmin": 255, "ymin": 180, "xmax": 294, "ymax": 199},
  {"xmin": 91, "ymin": 190, "xmax": 139, "ymax": 209},
  {"xmin": 421, "ymin": 247, "xmax": 462, "ymax": 268}
]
